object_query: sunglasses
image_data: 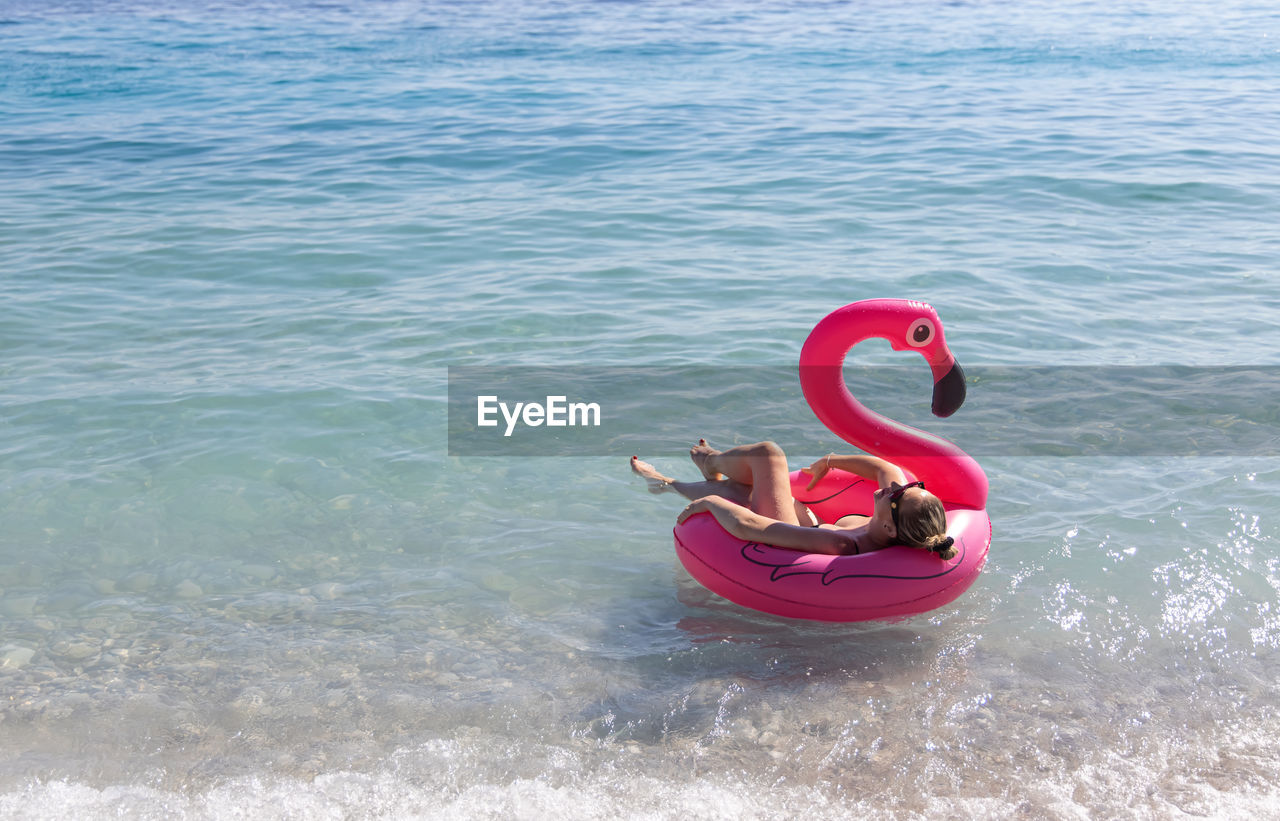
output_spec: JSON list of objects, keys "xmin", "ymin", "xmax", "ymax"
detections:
[{"xmin": 886, "ymin": 481, "xmax": 925, "ymax": 529}]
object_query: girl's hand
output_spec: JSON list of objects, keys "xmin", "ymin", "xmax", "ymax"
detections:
[
  {"xmin": 676, "ymin": 498, "xmax": 711, "ymax": 524},
  {"xmin": 801, "ymin": 454, "xmax": 833, "ymax": 490}
]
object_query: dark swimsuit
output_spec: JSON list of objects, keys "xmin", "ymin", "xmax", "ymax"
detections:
[{"xmin": 803, "ymin": 508, "xmax": 863, "ymax": 554}]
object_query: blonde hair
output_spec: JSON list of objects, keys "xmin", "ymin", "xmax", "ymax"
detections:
[{"xmin": 896, "ymin": 493, "xmax": 957, "ymax": 560}]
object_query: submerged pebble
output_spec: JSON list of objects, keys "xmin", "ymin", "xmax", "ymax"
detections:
[
  {"xmin": 1, "ymin": 645, "xmax": 36, "ymax": 669},
  {"xmin": 1, "ymin": 595, "xmax": 38, "ymax": 618},
  {"xmin": 58, "ymin": 641, "xmax": 98, "ymax": 661},
  {"xmin": 175, "ymin": 579, "xmax": 204, "ymax": 599},
  {"xmin": 119, "ymin": 572, "xmax": 157, "ymax": 594},
  {"xmin": 312, "ymin": 582, "xmax": 343, "ymax": 600},
  {"xmin": 241, "ymin": 565, "xmax": 279, "ymax": 582}
]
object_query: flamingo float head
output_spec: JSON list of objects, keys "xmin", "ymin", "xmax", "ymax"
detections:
[{"xmin": 863, "ymin": 300, "xmax": 967, "ymax": 418}]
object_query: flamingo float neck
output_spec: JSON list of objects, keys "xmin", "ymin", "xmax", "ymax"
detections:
[{"xmin": 798, "ymin": 299, "xmax": 988, "ymax": 510}]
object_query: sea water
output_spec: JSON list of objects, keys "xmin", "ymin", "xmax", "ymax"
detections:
[{"xmin": 2, "ymin": 0, "xmax": 1280, "ymax": 817}]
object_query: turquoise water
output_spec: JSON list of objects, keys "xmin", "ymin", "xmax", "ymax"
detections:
[{"xmin": 3, "ymin": 0, "xmax": 1280, "ymax": 816}]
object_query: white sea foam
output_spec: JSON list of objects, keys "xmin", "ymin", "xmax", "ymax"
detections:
[{"xmin": 4, "ymin": 734, "xmax": 1280, "ymax": 821}]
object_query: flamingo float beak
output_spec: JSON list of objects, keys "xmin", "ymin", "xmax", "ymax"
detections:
[{"xmin": 932, "ymin": 359, "xmax": 967, "ymax": 418}]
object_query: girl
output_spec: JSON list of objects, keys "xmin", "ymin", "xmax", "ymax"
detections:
[{"xmin": 631, "ymin": 439, "xmax": 955, "ymax": 559}]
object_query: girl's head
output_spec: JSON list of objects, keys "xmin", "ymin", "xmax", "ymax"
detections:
[{"xmin": 881, "ymin": 481, "xmax": 957, "ymax": 560}]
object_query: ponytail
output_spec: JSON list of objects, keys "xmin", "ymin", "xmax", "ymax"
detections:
[{"xmin": 926, "ymin": 535, "xmax": 957, "ymax": 560}]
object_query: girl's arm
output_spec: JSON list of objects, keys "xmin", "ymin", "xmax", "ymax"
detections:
[
  {"xmin": 803, "ymin": 453, "xmax": 906, "ymax": 490},
  {"xmin": 677, "ymin": 496, "xmax": 857, "ymax": 555}
]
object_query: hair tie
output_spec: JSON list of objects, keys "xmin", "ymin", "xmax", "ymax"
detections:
[{"xmin": 933, "ymin": 536, "xmax": 954, "ymax": 554}]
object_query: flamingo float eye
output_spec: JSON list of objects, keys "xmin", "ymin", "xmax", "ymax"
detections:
[{"xmin": 906, "ymin": 318, "xmax": 936, "ymax": 348}]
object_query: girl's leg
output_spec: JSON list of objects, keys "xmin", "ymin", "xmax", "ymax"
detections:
[
  {"xmin": 689, "ymin": 440, "xmax": 800, "ymax": 524},
  {"xmin": 689, "ymin": 438, "xmax": 726, "ymax": 481},
  {"xmin": 630, "ymin": 456, "xmax": 751, "ymax": 507}
]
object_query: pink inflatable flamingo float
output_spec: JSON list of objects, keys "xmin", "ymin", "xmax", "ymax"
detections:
[{"xmin": 672, "ymin": 299, "xmax": 991, "ymax": 622}]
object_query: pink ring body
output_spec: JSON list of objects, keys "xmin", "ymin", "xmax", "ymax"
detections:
[{"xmin": 673, "ymin": 470, "xmax": 991, "ymax": 622}]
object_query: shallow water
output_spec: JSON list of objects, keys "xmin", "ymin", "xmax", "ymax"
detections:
[{"xmin": 3, "ymin": 0, "xmax": 1280, "ymax": 817}]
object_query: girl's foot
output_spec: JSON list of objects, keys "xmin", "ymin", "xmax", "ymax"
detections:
[
  {"xmin": 689, "ymin": 439, "xmax": 725, "ymax": 481},
  {"xmin": 630, "ymin": 456, "xmax": 676, "ymax": 494}
]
